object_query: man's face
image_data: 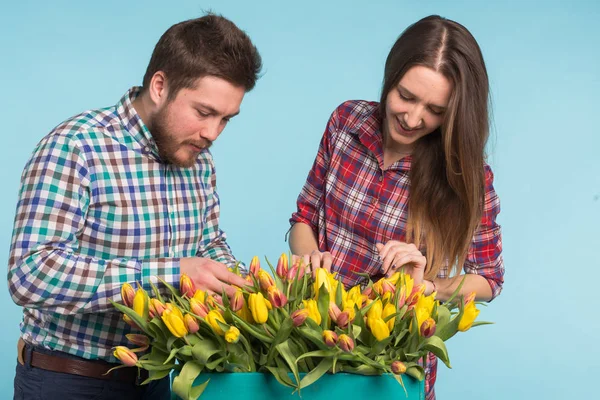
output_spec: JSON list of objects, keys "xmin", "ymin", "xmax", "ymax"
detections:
[{"xmin": 150, "ymin": 76, "xmax": 245, "ymax": 168}]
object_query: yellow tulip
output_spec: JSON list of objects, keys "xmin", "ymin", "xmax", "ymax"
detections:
[
  {"xmin": 313, "ymin": 268, "xmax": 333, "ymax": 295},
  {"xmin": 132, "ymin": 288, "xmax": 147, "ymax": 318},
  {"xmin": 344, "ymin": 285, "xmax": 362, "ymax": 309},
  {"xmin": 370, "ymin": 318, "xmax": 391, "ymax": 341},
  {"xmin": 302, "ymin": 299, "xmax": 321, "ymax": 325},
  {"xmin": 206, "ymin": 310, "xmax": 227, "ymax": 335},
  {"xmin": 121, "ymin": 283, "xmax": 135, "ymax": 308},
  {"xmin": 367, "ymin": 299, "xmax": 383, "ymax": 321},
  {"xmin": 225, "ymin": 326, "xmax": 240, "ymax": 343},
  {"xmin": 113, "ymin": 346, "xmax": 138, "ymax": 366},
  {"xmin": 382, "ymin": 303, "xmax": 396, "ymax": 331},
  {"xmin": 193, "ymin": 290, "xmax": 206, "ymax": 304},
  {"xmin": 236, "ymin": 303, "xmax": 254, "ymax": 324},
  {"xmin": 458, "ymin": 300, "xmax": 480, "ymax": 332},
  {"xmin": 161, "ymin": 308, "xmax": 188, "ymax": 338},
  {"xmin": 414, "ymin": 292, "xmax": 436, "ymax": 330},
  {"xmin": 248, "ymin": 293, "xmax": 269, "ymax": 324}
]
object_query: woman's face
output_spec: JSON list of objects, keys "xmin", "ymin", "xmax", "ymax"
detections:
[{"xmin": 383, "ymin": 65, "xmax": 453, "ymax": 153}]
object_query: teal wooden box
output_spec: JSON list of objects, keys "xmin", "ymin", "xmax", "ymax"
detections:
[{"xmin": 172, "ymin": 372, "xmax": 424, "ymax": 399}]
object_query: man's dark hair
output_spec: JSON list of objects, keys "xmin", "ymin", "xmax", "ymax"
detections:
[{"xmin": 142, "ymin": 13, "xmax": 262, "ymax": 99}]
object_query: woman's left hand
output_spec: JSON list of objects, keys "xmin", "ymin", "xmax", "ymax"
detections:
[{"xmin": 376, "ymin": 241, "xmax": 426, "ymax": 285}]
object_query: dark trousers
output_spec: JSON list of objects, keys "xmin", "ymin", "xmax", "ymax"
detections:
[{"xmin": 13, "ymin": 344, "xmax": 170, "ymax": 400}]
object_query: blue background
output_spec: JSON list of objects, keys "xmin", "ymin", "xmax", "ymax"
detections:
[{"xmin": 1, "ymin": 0, "xmax": 599, "ymax": 398}]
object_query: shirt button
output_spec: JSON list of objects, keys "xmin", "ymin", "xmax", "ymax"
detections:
[
  {"xmin": 378, "ymin": 176, "xmax": 383, "ymax": 182},
  {"xmin": 371, "ymin": 197, "xmax": 378, "ymax": 204},
  {"xmin": 144, "ymin": 146, "xmax": 150, "ymax": 153}
]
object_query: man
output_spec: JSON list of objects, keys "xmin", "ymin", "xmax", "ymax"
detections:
[{"xmin": 8, "ymin": 14, "xmax": 261, "ymax": 399}]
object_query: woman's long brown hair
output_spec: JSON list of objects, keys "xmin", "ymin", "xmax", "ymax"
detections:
[{"xmin": 380, "ymin": 15, "xmax": 489, "ymax": 279}]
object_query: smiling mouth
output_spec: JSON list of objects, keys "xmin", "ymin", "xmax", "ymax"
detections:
[{"xmin": 395, "ymin": 117, "xmax": 420, "ymax": 135}]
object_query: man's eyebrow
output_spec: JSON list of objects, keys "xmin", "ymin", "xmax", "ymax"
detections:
[
  {"xmin": 397, "ymin": 84, "xmax": 447, "ymax": 111},
  {"xmin": 193, "ymin": 101, "xmax": 240, "ymax": 118}
]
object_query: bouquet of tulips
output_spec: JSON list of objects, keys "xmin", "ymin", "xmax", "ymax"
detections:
[{"xmin": 111, "ymin": 254, "xmax": 488, "ymax": 400}]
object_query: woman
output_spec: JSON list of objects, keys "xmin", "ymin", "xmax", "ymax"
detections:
[{"xmin": 289, "ymin": 15, "xmax": 504, "ymax": 399}]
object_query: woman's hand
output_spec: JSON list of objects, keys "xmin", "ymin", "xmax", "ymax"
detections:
[
  {"xmin": 376, "ymin": 241, "xmax": 426, "ymax": 285},
  {"xmin": 292, "ymin": 250, "xmax": 333, "ymax": 274}
]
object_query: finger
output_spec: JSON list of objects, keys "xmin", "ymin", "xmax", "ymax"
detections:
[
  {"xmin": 379, "ymin": 241, "xmax": 405, "ymax": 260},
  {"xmin": 381, "ymin": 251, "xmax": 402, "ymax": 276},
  {"xmin": 394, "ymin": 254, "xmax": 427, "ymax": 272},
  {"xmin": 321, "ymin": 252, "xmax": 333, "ymax": 272},
  {"xmin": 302, "ymin": 255, "xmax": 311, "ymax": 270},
  {"xmin": 310, "ymin": 251, "xmax": 322, "ymax": 271},
  {"xmin": 375, "ymin": 243, "xmax": 385, "ymax": 253}
]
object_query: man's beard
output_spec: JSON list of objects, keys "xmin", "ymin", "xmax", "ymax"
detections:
[{"xmin": 150, "ymin": 106, "xmax": 212, "ymax": 168}]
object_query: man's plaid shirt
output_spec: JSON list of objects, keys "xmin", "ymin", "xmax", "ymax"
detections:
[{"xmin": 8, "ymin": 87, "xmax": 237, "ymax": 362}]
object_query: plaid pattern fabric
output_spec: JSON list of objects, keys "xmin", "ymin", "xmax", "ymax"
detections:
[
  {"xmin": 290, "ymin": 100, "xmax": 504, "ymax": 399},
  {"xmin": 8, "ymin": 87, "xmax": 238, "ymax": 362}
]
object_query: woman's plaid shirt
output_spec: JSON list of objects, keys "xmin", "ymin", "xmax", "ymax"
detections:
[{"xmin": 290, "ymin": 100, "xmax": 504, "ymax": 399}]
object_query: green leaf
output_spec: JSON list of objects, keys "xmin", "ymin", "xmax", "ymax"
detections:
[
  {"xmin": 149, "ymin": 280, "xmax": 165, "ymax": 303},
  {"xmin": 316, "ymin": 285, "xmax": 330, "ymax": 330},
  {"xmin": 299, "ymin": 357, "xmax": 334, "ymax": 389},
  {"xmin": 188, "ymin": 378, "xmax": 210, "ymax": 400},
  {"xmin": 110, "ymin": 300, "xmax": 149, "ymax": 333},
  {"xmin": 391, "ymin": 373, "xmax": 408, "ymax": 397},
  {"xmin": 421, "ymin": 336, "xmax": 451, "ymax": 368},
  {"xmin": 405, "ymin": 365, "xmax": 425, "ymax": 381},
  {"xmin": 191, "ymin": 339, "xmax": 223, "ymax": 365},
  {"xmin": 140, "ymin": 368, "xmax": 172, "ymax": 385},
  {"xmin": 172, "ymin": 361, "xmax": 203, "ymax": 400},
  {"xmin": 445, "ymin": 275, "xmax": 467, "ymax": 305},
  {"xmin": 265, "ymin": 364, "xmax": 296, "ymax": 389},
  {"xmin": 296, "ymin": 349, "xmax": 337, "ymax": 363},
  {"xmin": 267, "ymin": 317, "xmax": 294, "ymax": 364},
  {"xmin": 276, "ymin": 341, "xmax": 300, "ymax": 389}
]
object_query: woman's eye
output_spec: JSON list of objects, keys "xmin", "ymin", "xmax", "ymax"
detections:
[{"xmin": 399, "ymin": 92, "xmax": 413, "ymax": 101}]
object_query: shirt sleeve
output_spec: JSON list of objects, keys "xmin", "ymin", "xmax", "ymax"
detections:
[
  {"xmin": 289, "ymin": 107, "xmax": 339, "ymax": 233},
  {"xmin": 463, "ymin": 164, "xmax": 504, "ymax": 300},
  {"xmin": 7, "ymin": 133, "xmax": 179, "ymax": 315},
  {"xmin": 195, "ymin": 155, "xmax": 240, "ymax": 271}
]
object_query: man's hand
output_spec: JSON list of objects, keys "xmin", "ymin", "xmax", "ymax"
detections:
[
  {"xmin": 376, "ymin": 241, "xmax": 426, "ymax": 285},
  {"xmin": 180, "ymin": 257, "xmax": 248, "ymax": 298}
]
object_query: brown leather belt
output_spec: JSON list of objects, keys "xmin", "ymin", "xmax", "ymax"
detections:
[{"xmin": 17, "ymin": 338, "xmax": 146, "ymax": 384}]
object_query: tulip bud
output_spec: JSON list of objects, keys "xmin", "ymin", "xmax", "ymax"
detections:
[
  {"xmin": 287, "ymin": 264, "xmax": 305, "ymax": 281},
  {"xmin": 149, "ymin": 298, "xmax": 166, "ymax": 319},
  {"xmin": 322, "ymin": 330, "xmax": 338, "ymax": 347},
  {"xmin": 249, "ymin": 256, "xmax": 261, "ymax": 276},
  {"xmin": 291, "ymin": 309, "xmax": 310, "ymax": 327},
  {"xmin": 225, "ymin": 326, "xmax": 240, "ymax": 343},
  {"xmin": 267, "ymin": 286, "xmax": 288, "ymax": 308},
  {"xmin": 464, "ymin": 291, "xmax": 476, "ymax": 305},
  {"xmin": 336, "ymin": 311, "xmax": 349, "ymax": 328},
  {"xmin": 276, "ymin": 253, "xmax": 289, "ymax": 279},
  {"xmin": 257, "ymin": 270, "xmax": 276, "ymax": 292},
  {"xmin": 184, "ymin": 314, "xmax": 200, "ymax": 334},
  {"xmin": 458, "ymin": 300, "xmax": 480, "ymax": 332},
  {"xmin": 396, "ymin": 286, "xmax": 407, "ymax": 309},
  {"xmin": 189, "ymin": 298, "xmax": 209, "ymax": 318},
  {"xmin": 391, "ymin": 360, "xmax": 407, "ymax": 375},
  {"xmin": 373, "ymin": 278, "xmax": 396, "ymax": 297},
  {"xmin": 132, "ymin": 288, "xmax": 147, "ymax": 318},
  {"xmin": 248, "ymin": 293, "xmax": 269, "ymax": 324},
  {"xmin": 362, "ymin": 286, "xmax": 374, "ymax": 299},
  {"xmin": 193, "ymin": 290, "xmax": 206, "ymax": 304},
  {"xmin": 420, "ymin": 317, "xmax": 436, "ymax": 338},
  {"xmin": 121, "ymin": 283, "xmax": 135, "ymax": 308},
  {"xmin": 161, "ymin": 307, "xmax": 188, "ymax": 338},
  {"xmin": 406, "ymin": 284, "xmax": 426, "ymax": 309},
  {"xmin": 207, "ymin": 296, "xmax": 219, "ymax": 309},
  {"xmin": 337, "ymin": 334, "xmax": 355, "ymax": 352},
  {"xmin": 113, "ymin": 346, "xmax": 138, "ymax": 367},
  {"xmin": 179, "ymin": 274, "xmax": 196, "ymax": 298},
  {"xmin": 328, "ymin": 302, "xmax": 341, "ymax": 322},
  {"xmin": 123, "ymin": 314, "xmax": 139, "ymax": 330},
  {"xmin": 230, "ymin": 289, "xmax": 245, "ymax": 312},
  {"xmin": 206, "ymin": 310, "xmax": 227, "ymax": 335},
  {"xmin": 126, "ymin": 334, "xmax": 150, "ymax": 349}
]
